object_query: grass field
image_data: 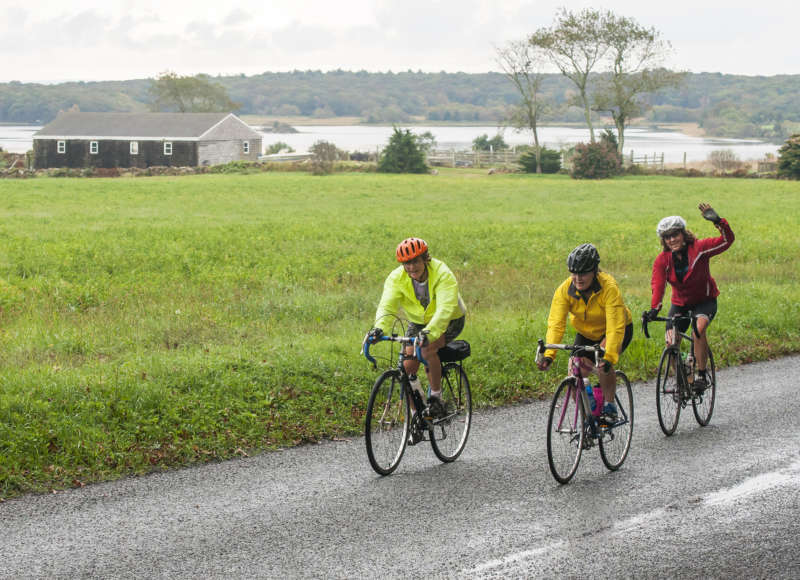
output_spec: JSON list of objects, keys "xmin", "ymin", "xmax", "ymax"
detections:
[{"xmin": 0, "ymin": 170, "xmax": 798, "ymax": 497}]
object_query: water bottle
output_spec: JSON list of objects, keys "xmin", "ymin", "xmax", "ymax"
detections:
[
  {"xmin": 684, "ymin": 351, "xmax": 694, "ymax": 384},
  {"xmin": 584, "ymin": 378, "xmax": 597, "ymax": 413}
]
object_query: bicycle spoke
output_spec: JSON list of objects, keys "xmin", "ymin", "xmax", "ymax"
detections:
[
  {"xmin": 430, "ymin": 363, "xmax": 472, "ymax": 463},
  {"xmin": 365, "ymin": 371, "xmax": 409, "ymax": 475},
  {"xmin": 547, "ymin": 378, "xmax": 584, "ymax": 484},
  {"xmin": 656, "ymin": 349, "xmax": 681, "ymax": 436}
]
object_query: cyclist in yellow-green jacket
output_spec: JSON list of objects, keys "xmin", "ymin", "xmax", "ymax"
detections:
[
  {"xmin": 368, "ymin": 238, "xmax": 466, "ymax": 418},
  {"xmin": 537, "ymin": 243, "xmax": 633, "ymax": 423}
]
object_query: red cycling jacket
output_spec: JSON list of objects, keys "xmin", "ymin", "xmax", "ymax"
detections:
[{"xmin": 650, "ymin": 218, "xmax": 735, "ymax": 309}]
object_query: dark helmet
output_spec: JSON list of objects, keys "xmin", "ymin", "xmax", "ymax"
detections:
[
  {"xmin": 396, "ymin": 237, "xmax": 428, "ymax": 262},
  {"xmin": 567, "ymin": 243, "xmax": 600, "ymax": 273}
]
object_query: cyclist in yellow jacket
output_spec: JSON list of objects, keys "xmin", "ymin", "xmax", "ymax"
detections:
[
  {"xmin": 368, "ymin": 238, "xmax": 466, "ymax": 417},
  {"xmin": 537, "ymin": 243, "xmax": 633, "ymax": 422}
]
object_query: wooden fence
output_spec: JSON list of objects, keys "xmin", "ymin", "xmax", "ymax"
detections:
[
  {"xmin": 625, "ymin": 151, "xmax": 664, "ymax": 169},
  {"xmin": 426, "ymin": 149, "xmax": 523, "ymax": 168}
]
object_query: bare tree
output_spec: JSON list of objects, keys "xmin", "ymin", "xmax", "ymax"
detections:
[
  {"xmin": 530, "ymin": 8, "xmax": 610, "ymax": 143},
  {"xmin": 496, "ymin": 40, "xmax": 550, "ymax": 173},
  {"xmin": 591, "ymin": 14, "xmax": 685, "ymax": 154}
]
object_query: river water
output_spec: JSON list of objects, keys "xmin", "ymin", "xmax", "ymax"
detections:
[{"xmin": 1, "ymin": 123, "xmax": 779, "ymax": 164}]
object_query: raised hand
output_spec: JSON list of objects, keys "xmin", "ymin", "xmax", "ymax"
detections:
[{"xmin": 698, "ymin": 202, "xmax": 721, "ymax": 224}]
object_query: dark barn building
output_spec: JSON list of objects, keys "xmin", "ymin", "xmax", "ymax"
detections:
[{"xmin": 33, "ymin": 112, "xmax": 262, "ymax": 169}]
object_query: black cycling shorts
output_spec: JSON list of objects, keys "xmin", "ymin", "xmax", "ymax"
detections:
[
  {"xmin": 407, "ymin": 316, "xmax": 465, "ymax": 344},
  {"xmin": 574, "ymin": 323, "xmax": 634, "ymax": 358},
  {"xmin": 666, "ymin": 299, "xmax": 717, "ymax": 332}
]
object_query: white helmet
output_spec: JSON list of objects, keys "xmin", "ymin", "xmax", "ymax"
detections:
[{"xmin": 656, "ymin": 216, "xmax": 686, "ymax": 237}]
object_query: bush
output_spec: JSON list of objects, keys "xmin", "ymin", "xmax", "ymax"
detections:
[
  {"xmin": 777, "ymin": 134, "xmax": 800, "ymax": 179},
  {"xmin": 473, "ymin": 133, "xmax": 508, "ymax": 151},
  {"xmin": 310, "ymin": 140, "xmax": 343, "ymax": 175},
  {"xmin": 518, "ymin": 147, "xmax": 562, "ymax": 174},
  {"xmin": 709, "ymin": 149, "xmax": 742, "ymax": 172},
  {"xmin": 265, "ymin": 142, "xmax": 295, "ymax": 155},
  {"xmin": 377, "ymin": 127, "xmax": 429, "ymax": 174},
  {"xmin": 570, "ymin": 140, "xmax": 621, "ymax": 179}
]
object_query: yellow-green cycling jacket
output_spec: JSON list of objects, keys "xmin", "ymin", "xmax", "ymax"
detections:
[
  {"xmin": 544, "ymin": 271, "xmax": 632, "ymax": 365},
  {"xmin": 374, "ymin": 258, "xmax": 466, "ymax": 342}
]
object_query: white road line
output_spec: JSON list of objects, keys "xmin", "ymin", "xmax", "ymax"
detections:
[
  {"xmin": 703, "ymin": 458, "xmax": 800, "ymax": 507},
  {"xmin": 463, "ymin": 541, "xmax": 567, "ymax": 575}
]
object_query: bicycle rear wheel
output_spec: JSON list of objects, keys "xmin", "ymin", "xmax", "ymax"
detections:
[
  {"xmin": 656, "ymin": 348, "xmax": 681, "ymax": 436},
  {"xmin": 365, "ymin": 370, "xmax": 409, "ymax": 475},
  {"xmin": 430, "ymin": 363, "xmax": 472, "ymax": 463},
  {"xmin": 692, "ymin": 347, "xmax": 716, "ymax": 426},
  {"xmin": 546, "ymin": 378, "xmax": 585, "ymax": 484},
  {"xmin": 599, "ymin": 370, "xmax": 634, "ymax": 471}
]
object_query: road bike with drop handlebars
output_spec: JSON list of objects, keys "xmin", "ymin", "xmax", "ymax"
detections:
[{"xmin": 361, "ymin": 328, "xmax": 472, "ymax": 475}]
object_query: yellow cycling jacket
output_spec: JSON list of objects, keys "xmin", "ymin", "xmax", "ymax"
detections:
[
  {"xmin": 544, "ymin": 271, "xmax": 632, "ymax": 365},
  {"xmin": 374, "ymin": 258, "xmax": 466, "ymax": 342}
]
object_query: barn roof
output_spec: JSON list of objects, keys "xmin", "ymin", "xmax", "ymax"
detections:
[{"xmin": 33, "ymin": 112, "xmax": 260, "ymax": 141}]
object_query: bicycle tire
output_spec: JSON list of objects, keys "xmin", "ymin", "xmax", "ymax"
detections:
[
  {"xmin": 430, "ymin": 363, "xmax": 472, "ymax": 463},
  {"xmin": 656, "ymin": 348, "xmax": 681, "ymax": 436},
  {"xmin": 365, "ymin": 370, "xmax": 409, "ymax": 475},
  {"xmin": 546, "ymin": 377, "xmax": 585, "ymax": 484},
  {"xmin": 692, "ymin": 346, "xmax": 716, "ymax": 426},
  {"xmin": 599, "ymin": 370, "xmax": 634, "ymax": 471}
]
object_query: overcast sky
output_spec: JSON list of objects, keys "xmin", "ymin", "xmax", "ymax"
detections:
[{"xmin": 2, "ymin": 0, "xmax": 798, "ymax": 83}]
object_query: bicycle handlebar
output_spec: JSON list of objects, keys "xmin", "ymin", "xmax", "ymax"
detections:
[
  {"xmin": 641, "ymin": 311, "xmax": 701, "ymax": 339},
  {"xmin": 535, "ymin": 338, "xmax": 604, "ymax": 367},
  {"xmin": 361, "ymin": 333, "xmax": 426, "ymax": 369}
]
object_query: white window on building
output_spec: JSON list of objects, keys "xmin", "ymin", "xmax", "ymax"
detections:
[
  {"xmin": 90, "ymin": 141, "xmax": 99, "ymax": 154},
  {"xmin": 164, "ymin": 142, "xmax": 173, "ymax": 155},
  {"xmin": 243, "ymin": 141, "xmax": 250, "ymax": 154},
  {"xmin": 130, "ymin": 141, "xmax": 139, "ymax": 155},
  {"xmin": 57, "ymin": 140, "xmax": 66, "ymax": 154}
]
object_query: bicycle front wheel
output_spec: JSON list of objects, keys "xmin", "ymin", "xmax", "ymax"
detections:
[
  {"xmin": 599, "ymin": 370, "xmax": 634, "ymax": 471},
  {"xmin": 656, "ymin": 348, "xmax": 681, "ymax": 436},
  {"xmin": 365, "ymin": 370, "xmax": 409, "ymax": 475},
  {"xmin": 430, "ymin": 363, "xmax": 472, "ymax": 463},
  {"xmin": 546, "ymin": 378, "xmax": 585, "ymax": 484},
  {"xmin": 692, "ymin": 346, "xmax": 717, "ymax": 426}
]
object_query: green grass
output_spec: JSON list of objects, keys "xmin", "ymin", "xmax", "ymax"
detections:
[{"xmin": 0, "ymin": 171, "xmax": 798, "ymax": 497}]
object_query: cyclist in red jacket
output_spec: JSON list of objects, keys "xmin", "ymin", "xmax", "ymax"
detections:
[{"xmin": 645, "ymin": 203, "xmax": 735, "ymax": 393}]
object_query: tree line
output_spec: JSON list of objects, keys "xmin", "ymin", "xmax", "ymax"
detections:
[{"xmin": 1, "ymin": 70, "xmax": 798, "ymax": 142}]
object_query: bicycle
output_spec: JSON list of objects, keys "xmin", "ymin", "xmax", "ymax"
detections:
[
  {"xmin": 361, "ymin": 328, "xmax": 472, "ymax": 476},
  {"xmin": 642, "ymin": 311, "xmax": 716, "ymax": 436},
  {"xmin": 536, "ymin": 339, "xmax": 634, "ymax": 484}
]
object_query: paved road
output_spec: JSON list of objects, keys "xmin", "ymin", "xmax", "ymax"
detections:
[{"xmin": 2, "ymin": 356, "xmax": 799, "ymax": 579}]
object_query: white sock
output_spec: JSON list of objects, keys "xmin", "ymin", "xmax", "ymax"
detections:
[{"xmin": 430, "ymin": 390, "xmax": 442, "ymax": 400}]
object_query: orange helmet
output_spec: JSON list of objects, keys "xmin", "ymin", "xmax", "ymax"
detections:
[{"xmin": 396, "ymin": 237, "xmax": 428, "ymax": 262}]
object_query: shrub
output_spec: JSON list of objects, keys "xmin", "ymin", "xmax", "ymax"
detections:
[
  {"xmin": 518, "ymin": 147, "xmax": 562, "ymax": 174},
  {"xmin": 473, "ymin": 133, "xmax": 508, "ymax": 151},
  {"xmin": 310, "ymin": 140, "xmax": 343, "ymax": 175},
  {"xmin": 709, "ymin": 149, "xmax": 741, "ymax": 172},
  {"xmin": 265, "ymin": 142, "xmax": 295, "ymax": 155},
  {"xmin": 570, "ymin": 141, "xmax": 621, "ymax": 179},
  {"xmin": 777, "ymin": 134, "xmax": 800, "ymax": 179},
  {"xmin": 377, "ymin": 127, "xmax": 429, "ymax": 174}
]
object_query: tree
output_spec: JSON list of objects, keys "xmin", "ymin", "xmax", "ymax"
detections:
[
  {"xmin": 530, "ymin": 8, "xmax": 610, "ymax": 143},
  {"xmin": 377, "ymin": 128, "xmax": 429, "ymax": 174},
  {"xmin": 472, "ymin": 133, "xmax": 508, "ymax": 151},
  {"xmin": 309, "ymin": 140, "xmax": 342, "ymax": 175},
  {"xmin": 591, "ymin": 14, "xmax": 684, "ymax": 154},
  {"xmin": 496, "ymin": 39, "xmax": 549, "ymax": 172},
  {"xmin": 777, "ymin": 134, "xmax": 800, "ymax": 179},
  {"xmin": 149, "ymin": 72, "xmax": 239, "ymax": 113}
]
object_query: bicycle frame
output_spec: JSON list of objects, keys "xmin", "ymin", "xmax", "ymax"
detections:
[
  {"xmin": 538, "ymin": 340, "xmax": 606, "ymax": 430},
  {"xmin": 643, "ymin": 311, "xmax": 699, "ymax": 394}
]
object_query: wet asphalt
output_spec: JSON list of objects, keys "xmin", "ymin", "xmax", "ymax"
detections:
[{"xmin": 1, "ymin": 355, "xmax": 799, "ymax": 579}]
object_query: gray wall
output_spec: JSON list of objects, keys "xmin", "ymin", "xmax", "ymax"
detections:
[{"xmin": 198, "ymin": 138, "xmax": 262, "ymax": 166}]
